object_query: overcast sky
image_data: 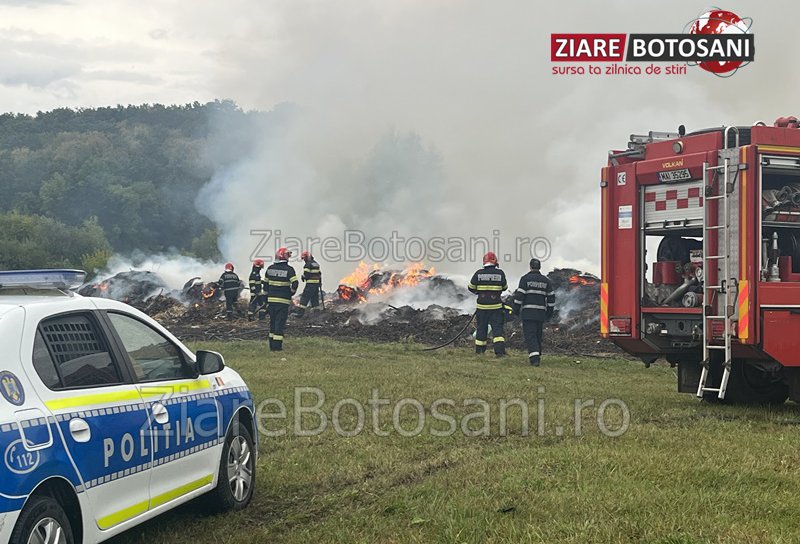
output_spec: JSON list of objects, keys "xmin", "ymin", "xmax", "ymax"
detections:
[{"xmin": 1, "ymin": 1, "xmax": 797, "ymax": 278}]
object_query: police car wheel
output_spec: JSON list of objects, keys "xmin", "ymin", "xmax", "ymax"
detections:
[
  {"xmin": 10, "ymin": 495, "xmax": 73, "ymax": 544},
  {"xmin": 203, "ymin": 421, "xmax": 255, "ymax": 513}
]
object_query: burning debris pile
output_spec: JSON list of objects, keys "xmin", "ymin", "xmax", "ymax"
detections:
[
  {"xmin": 79, "ymin": 271, "xmax": 169, "ymax": 306},
  {"xmin": 339, "ymin": 263, "xmax": 435, "ymax": 299},
  {"xmin": 547, "ymin": 268, "xmax": 601, "ymax": 331},
  {"xmin": 79, "ymin": 270, "xmax": 231, "ymax": 312},
  {"xmin": 335, "ymin": 262, "xmax": 473, "ymax": 312},
  {"xmin": 80, "ymin": 264, "xmax": 617, "ymax": 357}
]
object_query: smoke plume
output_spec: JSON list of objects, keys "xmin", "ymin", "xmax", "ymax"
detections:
[{"xmin": 186, "ymin": 1, "xmax": 800, "ymax": 285}]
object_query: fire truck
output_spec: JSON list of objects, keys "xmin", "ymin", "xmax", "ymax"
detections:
[{"xmin": 600, "ymin": 118, "xmax": 800, "ymax": 403}]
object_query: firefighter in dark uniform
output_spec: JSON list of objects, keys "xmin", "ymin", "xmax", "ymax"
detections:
[
  {"xmin": 299, "ymin": 251, "xmax": 322, "ymax": 308},
  {"xmin": 513, "ymin": 258, "xmax": 556, "ymax": 366},
  {"xmin": 217, "ymin": 262, "xmax": 241, "ymax": 320},
  {"xmin": 265, "ymin": 247, "xmax": 298, "ymax": 351},
  {"xmin": 248, "ymin": 259, "xmax": 267, "ymax": 320},
  {"xmin": 468, "ymin": 252, "xmax": 508, "ymax": 357}
]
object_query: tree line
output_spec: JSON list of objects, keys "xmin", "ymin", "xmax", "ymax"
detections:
[{"xmin": 0, "ymin": 101, "xmax": 258, "ymax": 273}]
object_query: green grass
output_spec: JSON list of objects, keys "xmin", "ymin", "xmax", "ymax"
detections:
[{"xmin": 111, "ymin": 338, "xmax": 800, "ymax": 544}]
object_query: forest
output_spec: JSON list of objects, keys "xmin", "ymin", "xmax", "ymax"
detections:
[{"xmin": 0, "ymin": 101, "xmax": 260, "ymax": 271}]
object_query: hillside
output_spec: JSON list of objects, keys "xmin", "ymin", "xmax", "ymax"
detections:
[{"xmin": 0, "ymin": 101, "xmax": 259, "ymax": 271}]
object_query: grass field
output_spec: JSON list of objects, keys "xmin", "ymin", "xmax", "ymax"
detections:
[{"xmin": 110, "ymin": 338, "xmax": 800, "ymax": 544}]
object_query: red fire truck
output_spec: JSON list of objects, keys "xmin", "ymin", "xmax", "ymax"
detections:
[{"xmin": 601, "ymin": 119, "xmax": 800, "ymax": 403}]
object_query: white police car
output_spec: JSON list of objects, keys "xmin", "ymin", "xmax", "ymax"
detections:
[{"xmin": 0, "ymin": 270, "xmax": 257, "ymax": 544}]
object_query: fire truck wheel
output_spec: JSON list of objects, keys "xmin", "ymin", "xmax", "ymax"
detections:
[{"xmin": 722, "ymin": 360, "xmax": 789, "ymax": 405}]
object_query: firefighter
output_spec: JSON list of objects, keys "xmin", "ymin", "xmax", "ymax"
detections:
[
  {"xmin": 217, "ymin": 263, "xmax": 241, "ymax": 320},
  {"xmin": 468, "ymin": 252, "xmax": 508, "ymax": 357},
  {"xmin": 513, "ymin": 258, "xmax": 556, "ymax": 367},
  {"xmin": 299, "ymin": 251, "xmax": 322, "ymax": 308},
  {"xmin": 248, "ymin": 259, "xmax": 267, "ymax": 320},
  {"xmin": 265, "ymin": 247, "xmax": 299, "ymax": 351}
]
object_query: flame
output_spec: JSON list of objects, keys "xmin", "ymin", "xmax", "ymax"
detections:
[
  {"xmin": 201, "ymin": 283, "xmax": 217, "ymax": 301},
  {"xmin": 337, "ymin": 284, "xmax": 366, "ymax": 303},
  {"xmin": 337, "ymin": 262, "xmax": 436, "ymax": 302},
  {"xmin": 97, "ymin": 282, "xmax": 109, "ymax": 297},
  {"xmin": 339, "ymin": 262, "xmax": 381, "ymax": 290},
  {"xmin": 568, "ymin": 275, "xmax": 599, "ymax": 287}
]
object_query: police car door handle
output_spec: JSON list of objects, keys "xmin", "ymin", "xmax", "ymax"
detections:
[
  {"xmin": 152, "ymin": 403, "xmax": 169, "ymax": 425},
  {"xmin": 68, "ymin": 418, "xmax": 91, "ymax": 444}
]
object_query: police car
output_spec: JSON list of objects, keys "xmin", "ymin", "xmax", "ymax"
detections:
[{"xmin": 0, "ymin": 270, "xmax": 257, "ymax": 544}]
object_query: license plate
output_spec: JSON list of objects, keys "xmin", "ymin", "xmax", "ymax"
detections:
[{"xmin": 658, "ymin": 169, "xmax": 692, "ymax": 183}]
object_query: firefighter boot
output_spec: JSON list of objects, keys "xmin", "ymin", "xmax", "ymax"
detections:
[
  {"xmin": 494, "ymin": 337, "xmax": 506, "ymax": 358},
  {"xmin": 529, "ymin": 355, "xmax": 541, "ymax": 367}
]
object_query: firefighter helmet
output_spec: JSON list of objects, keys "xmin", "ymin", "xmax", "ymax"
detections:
[
  {"xmin": 224, "ymin": 262, "xmax": 234, "ymax": 272},
  {"xmin": 275, "ymin": 247, "xmax": 292, "ymax": 261},
  {"xmin": 301, "ymin": 251, "xmax": 312, "ymax": 261},
  {"xmin": 253, "ymin": 259, "xmax": 265, "ymax": 268},
  {"xmin": 483, "ymin": 252, "xmax": 498, "ymax": 265}
]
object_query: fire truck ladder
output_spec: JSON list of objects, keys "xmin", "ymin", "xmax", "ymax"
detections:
[{"xmin": 697, "ymin": 127, "xmax": 739, "ymax": 400}]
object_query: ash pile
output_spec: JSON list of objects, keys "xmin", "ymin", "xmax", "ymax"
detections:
[{"xmin": 82, "ymin": 265, "xmax": 619, "ymax": 357}]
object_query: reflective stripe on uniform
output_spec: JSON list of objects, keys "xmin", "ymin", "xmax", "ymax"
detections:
[
  {"xmin": 493, "ymin": 336, "xmax": 505, "ymax": 343},
  {"xmin": 272, "ymin": 335, "xmax": 284, "ymax": 341},
  {"xmin": 305, "ymin": 279, "xmax": 321, "ymax": 284},
  {"xmin": 475, "ymin": 339, "xmax": 487, "ymax": 346},
  {"xmin": 268, "ymin": 297, "xmax": 292, "ymax": 304},
  {"xmin": 467, "ymin": 282, "xmax": 477, "ymax": 290},
  {"xmin": 476, "ymin": 303, "xmax": 502, "ymax": 310},
  {"xmin": 475, "ymin": 285, "xmax": 504, "ymax": 291},
  {"xmin": 529, "ymin": 352, "xmax": 540, "ymax": 357},
  {"xmin": 522, "ymin": 304, "xmax": 547, "ymax": 310},
  {"xmin": 519, "ymin": 288, "xmax": 548, "ymax": 296},
  {"xmin": 268, "ymin": 280, "xmax": 291, "ymax": 287}
]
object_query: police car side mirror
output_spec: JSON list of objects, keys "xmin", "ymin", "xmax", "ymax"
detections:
[{"xmin": 196, "ymin": 350, "xmax": 225, "ymax": 375}]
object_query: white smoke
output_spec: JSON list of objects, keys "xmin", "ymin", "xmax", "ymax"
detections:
[
  {"xmin": 188, "ymin": 0, "xmax": 800, "ymax": 286},
  {"xmin": 45, "ymin": 0, "xmax": 798, "ymax": 296},
  {"xmin": 96, "ymin": 252, "xmax": 223, "ymax": 290}
]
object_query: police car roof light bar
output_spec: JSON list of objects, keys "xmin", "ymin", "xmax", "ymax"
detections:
[{"xmin": 0, "ymin": 269, "xmax": 86, "ymax": 290}]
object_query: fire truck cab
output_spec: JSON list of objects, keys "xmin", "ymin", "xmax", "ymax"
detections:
[{"xmin": 601, "ymin": 120, "xmax": 800, "ymax": 403}]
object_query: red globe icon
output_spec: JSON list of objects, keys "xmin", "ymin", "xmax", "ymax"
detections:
[{"xmin": 688, "ymin": 9, "xmax": 751, "ymax": 75}]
